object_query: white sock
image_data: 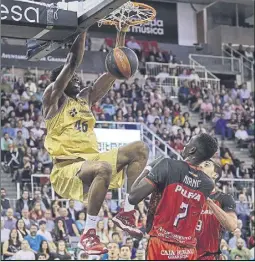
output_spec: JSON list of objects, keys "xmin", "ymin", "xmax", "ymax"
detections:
[
  {"xmin": 124, "ymin": 194, "xmax": 134, "ymax": 212},
  {"xmin": 84, "ymin": 214, "xmax": 97, "ymax": 233},
  {"xmin": 145, "ymin": 166, "xmax": 152, "ymax": 172}
]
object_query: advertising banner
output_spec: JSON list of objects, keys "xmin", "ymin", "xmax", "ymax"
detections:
[
  {"xmin": 94, "ymin": 128, "xmax": 141, "ymax": 152},
  {"xmin": 90, "ymin": 1, "xmax": 178, "ymax": 43},
  {"xmin": 1, "ymin": 44, "xmax": 107, "ymax": 73}
]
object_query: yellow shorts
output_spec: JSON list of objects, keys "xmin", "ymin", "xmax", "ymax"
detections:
[{"xmin": 50, "ymin": 148, "xmax": 124, "ymax": 202}]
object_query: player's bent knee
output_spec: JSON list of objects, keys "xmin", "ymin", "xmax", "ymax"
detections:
[
  {"xmin": 96, "ymin": 161, "xmax": 112, "ymax": 177},
  {"xmin": 133, "ymin": 141, "xmax": 149, "ymax": 159}
]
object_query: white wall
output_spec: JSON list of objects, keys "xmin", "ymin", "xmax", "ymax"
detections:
[{"xmin": 177, "ymin": 3, "xmax": 204, "ymax": 46}]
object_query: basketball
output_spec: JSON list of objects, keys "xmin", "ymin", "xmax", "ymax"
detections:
[{"xmin": 105, "ymin": 47, "xmax": 139, "ymax": 79}]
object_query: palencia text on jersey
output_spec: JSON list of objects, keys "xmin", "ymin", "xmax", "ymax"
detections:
[{"xmin": 175, "ymin": 185, "xmax": 201, "ymax": 201}]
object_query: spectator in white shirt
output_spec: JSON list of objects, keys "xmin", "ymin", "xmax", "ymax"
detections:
[
  {"xmin": 156, "ymin": 67, "xmax": 170, "ymax": 83},
  {"xmin": 1, "ymin": 100, "xmax": 14, "ymax": 115},
  {"xmin": 235, "ymin": 125, "xmax": 249, "ymax": 141},
  {"xmin": 189, "ymin": 69, "xmax": 200, "ymax": 84},
  {"xmin": 245, "ymin": 47, "xmax": 254, "ymax": 61},
  {"xmin": 235, "ymin": 125, "xmax": 252, "ymax": 148},
  {"xmin": 194, "ymin": 122, "xmax": 207, "ymax": 135},
  {"xmin": 31, "ymin": 122, "xmax": 44, "ymax": 140},
  {"xmin": 126, "ymin": 36, "xmax": 141, "ymax": 52},
  {"xmin": 37, "ymin": 220, "xmax": 53, "ymax": 243},
  {"xmin": 1, "ymin": 216, "xmax": 10, "ymax": 244},
  {"xmin": 14, "ymin": 240, "xmax": 35, "ymax": 260},
  {"xmin": 25, "ymin": 79, "xmax": 37, "ymax": 96},
  {"xmin": 239, "ymin": 83, "xmax": 250, "ymax": 102}
]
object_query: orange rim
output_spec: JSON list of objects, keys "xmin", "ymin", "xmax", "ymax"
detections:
[{"xmin": 100, "ymin": 2, "xmax": 156, "ymax": 27}]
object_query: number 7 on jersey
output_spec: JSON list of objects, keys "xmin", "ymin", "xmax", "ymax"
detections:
[{"xmin": 173, "ymin": 202, "xmax": 189, "ymax": 227}]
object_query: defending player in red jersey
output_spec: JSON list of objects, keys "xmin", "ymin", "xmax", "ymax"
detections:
[
  {"xmin": 196, "ymin": 159, "xmax": 237, "ymax": 260},
  {"xmin": 127, "ymin": 133, "xmax": 219, "ymax": 260}
]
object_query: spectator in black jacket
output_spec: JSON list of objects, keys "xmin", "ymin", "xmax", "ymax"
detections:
[
  {"xmin": 16, "ymin": 190, "xmax": 33, "ymax": 215},
  {"xmin": 30, "ymin": 190, "xmax": 50, "ymax": 212},
  {"xmin": 1, "ymin": 188, "xmax": 10, "ymax": 215},
  {"xmin": 67, "ymin": 200, "xmax": 78, "ymax": 222}
]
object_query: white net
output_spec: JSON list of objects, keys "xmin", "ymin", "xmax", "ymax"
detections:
[{"xmin": 98, "ymin": 1, "xmax": 155, "ymax": 31}]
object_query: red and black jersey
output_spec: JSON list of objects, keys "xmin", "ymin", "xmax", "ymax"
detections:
[
  {"xmin": 195, "ymin": 191, "xmax": 236, "ymax": 259},
  {"xmin": 146, "ymin": 157, "xmax": 214, "ymax": 247}
]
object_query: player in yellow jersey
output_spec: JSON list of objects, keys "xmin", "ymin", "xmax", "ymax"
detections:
[{"xmin": 42, "ymin": 29, "xmax": 149, "ymax": 255}]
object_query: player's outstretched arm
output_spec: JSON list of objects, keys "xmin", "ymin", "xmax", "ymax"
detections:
[
  {"xmin": 85, "ymin": 28, "xmax": 128, "ymax": 106},
  {"xmin": 52, "ymin": 32, "xmax": 87, "ymax": 95},
  {"xmin": 128, "ymin": 169, "xmax": 155, "ymax": 205},
  {"xmin": 207, "ymin": 198, "xmax": 237, "ymax": 232}
]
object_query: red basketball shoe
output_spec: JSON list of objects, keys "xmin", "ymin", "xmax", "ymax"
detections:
[
  {"xmin": 112, "ymin": 210, "xmax": 143, "ymax": 239},
  {"xmin": 78, "ymin": 229, "xmax": 108, "ymax": 255}
]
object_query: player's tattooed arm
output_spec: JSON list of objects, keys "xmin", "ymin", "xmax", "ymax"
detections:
[
  {"xmin": 206, "ymin": 198, "xmax": 237, "ymax": 232},
  {"xmin": 128, "ymin": 169, "xmax": 156, "ymax": 205},
  {"xmin": 86, "ymin": 27, "xmax": 128, "ymax": 105}
]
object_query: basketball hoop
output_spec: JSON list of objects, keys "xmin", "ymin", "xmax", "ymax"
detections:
[{"xmin": 98, "ymin": 1, "xmax": 156, "ymax": 31}]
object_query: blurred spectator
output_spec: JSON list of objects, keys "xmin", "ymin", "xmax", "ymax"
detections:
[
  {"xmin": 236, "ymin": 194, "xmax": 250, "ymax": 229},
  {"xmin": 107, "ymin": 242, "xmax": 120, "ymax": 260},
  {"xmin": 178, "ymin": 80, "xmax": 190, "ymax": 105},
  {"xmin": 245, "ymin": 47, "xmax": 254, "ymax": 61},
  {"xmin": 29, "ymin": 202, "xmax": 45, "ymax": 220},
  {"xmin": 75, "ymin": 211, "xmax": 86, "ymax": 234},
  {"xmin": 5, "ymin": 144, "xmax": 21, "ymax": 182},
  {"xmin": 21, "ymin": 208, "xmax": 32, "ymax": 230},
  {"xmin": 3, "ymin": 228, "xmax": 21, "ymax": 260},
  {"xmin": 105, "ymin": 191, "xmax": 118, "ymax": 214},
  {"xmin": 229, "ymin": 228, "xmax": 247, "ymax": 249},
  {"xmin": 31, "ymin": 190, "xmax": 50, "ymax": 212},
  {"xmin": 39, "ymin": 240, "xmax": 54, "ymax": 260},
  {"xmin": 235, "ymin": 125, "xmax": 251, "ymax": 148},
  {"xmin": 134, "ymin": 248, "xmax": 146, "ymax": 260},
  {"xmin": 126, "ymin": 36, "xmax": 141, "ymax": 57},
  {"xmin": 44, "ymin": 209, "xmax": 54, "ymax": 232},
  {"xmin": 96, "ymin": 220, "xmax": 109, "ymax": 244},
  {"xmin": 239, "ymin": 83, "xmax": 250, "ymax": 102},
  {"xmin": 125, "ymin": 237, "xmax": 137, "ymax": 259},
  {"xmin": 1, "ymin": 133, "xmax": 13, "ymax": 162},
  {"xmin": 1, "ymin": 188, "xmax": 11, "ymax": 213},
  {"xmin": 60, "ymin": 208, "xmax": 80, "ymax": 237},
  {"xmin": 67, "ymin": 199, "xmax": 78, "ymax": 221},
  {"xmin": 52, "ymin": 218, "xmax": 69, "ymax": 243},
  {"xmin": 4, "ymin": 208, "xmax": 17, "ymax": 230},
  {"xmin": 14, "ymin": 239, "xmax": 35, "ymax": 260},
  {"xmin": 230, "ymin": 238, "xmax": 252, "ymax": 260},
  {"xmin": 119, "ymin": 245, "xmax": 132, "ymax": 260},
  {"xmin": 25, "ymin": 79, "xmax": 37, "ymax": 96},
  {"xmin": 189, "ymin": 69, "xmax": 200, "ymax": 84},
  {"xmin": 37, "ymin": 220, "xmax": 53, "ymax": 243},
  {"xmin": 16, "ymin": 191, "xmax": 32, "ymax": 215},
  {"xmin": 16, "ymin": 219, "xmax": 29, "ymax": 240},
  {"xmin": 1, "ymin": 216, "xmax": 10, "ymax": 244},
  {"xmin": 24, "ymin": 224, "xmax": 45, "ymax": 252},
  {"xmin": 1, "ymin": 100, "xmax": 14, "ymax": 116},
  {"xmin": 200, "ymin": 98, "xmax": 213, "ymax": 121},
  {"xmin": 237, "ymin": 45, "xmax": 245, "ymax": 57},
  {"xmin": 15, "ymin": 120, "xmax": 29, "ymax": 139},
  {"xmin": 52, "ymin": 240, "xmax": 71, "ymax": 260},
  {"xmin": 31, "ymin": 122, "xmax": 44, "ymax": 141}
]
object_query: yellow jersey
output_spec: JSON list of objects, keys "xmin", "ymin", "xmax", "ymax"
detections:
[{"xmin": 44, "ymin": 97, "xmax": 99, "ymax": 160}]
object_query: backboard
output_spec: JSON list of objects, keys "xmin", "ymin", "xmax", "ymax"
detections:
[{"xmin": 1, "ymin": 0, "xmax": 129, "ymax": 61}]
